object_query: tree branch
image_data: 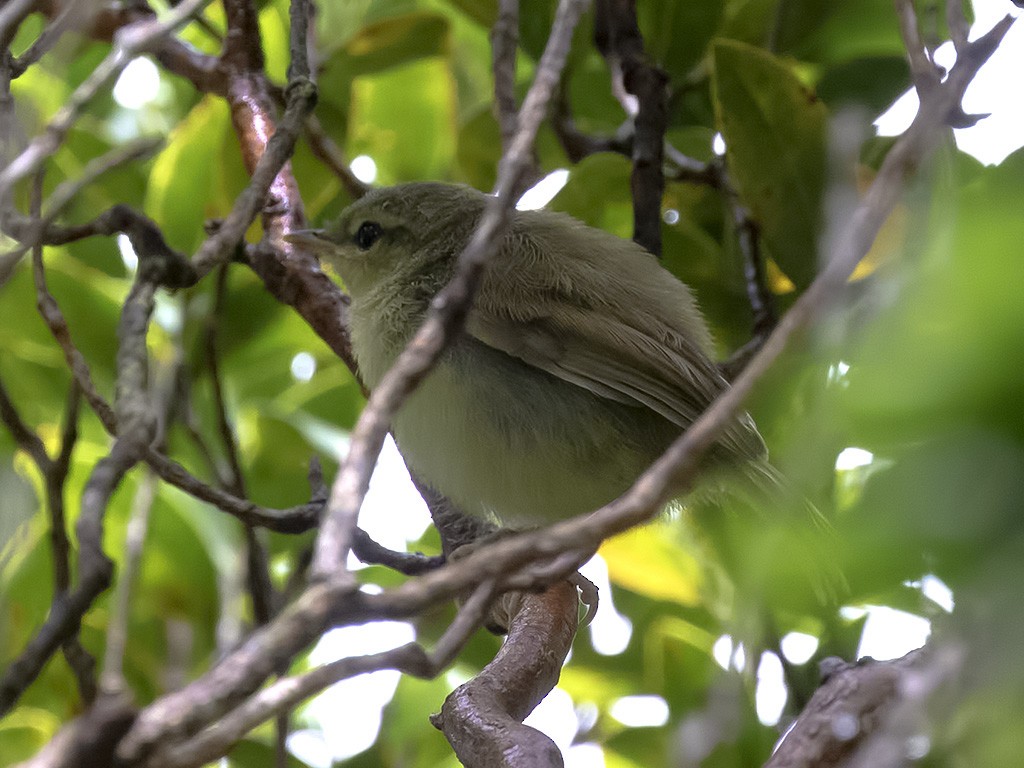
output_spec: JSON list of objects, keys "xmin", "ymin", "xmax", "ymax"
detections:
[
  {"xmin": 594, "ymin": 0, "xmax": 668, "ymax": 256},
  {"xmin": 432, "ymin": 582, "xmax": 579, "ymax": 767}
]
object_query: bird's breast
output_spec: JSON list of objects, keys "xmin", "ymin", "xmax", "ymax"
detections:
[{"xmin": 387, "ymin": 336, "xmax": 681, "ymax": 525}]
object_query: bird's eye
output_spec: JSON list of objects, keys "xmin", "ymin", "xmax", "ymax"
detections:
[{"xmin": 354, "ymin": 221, "xmax": 383, "ymax": 251}]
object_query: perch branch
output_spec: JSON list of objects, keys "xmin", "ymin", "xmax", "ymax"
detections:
[{"xmin": 433, "ymin": 582, "xmax": 579, "ymax": 768}]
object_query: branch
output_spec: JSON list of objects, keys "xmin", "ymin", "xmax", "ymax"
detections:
[
  {"xmin": 20, "ymin": 207, "xmax": 328, "ymax": 534},
  {"xmin": 351, "ymin": 527, "xmax": 446, "ymax": 575},
  {"xmin": 145, "ymin": 579, "xmax": 500, "ymax": 767},
  {"xmin": 9, "ymin": 0, "xmax": 80, "ymax": 76},
  {"xmin": 0, "ymin": 372, "xmax": 51, "ymax": 467},
  {"xmin": 100, "ymin": 468, "xmax": 158, "ymax": 694},
  {"xmin": 200, "ymin": 264, "xmax": 279, "ymax": 631},
  {"xmin": 27, "ymin": 3, "xmax": 1014, "ymax": 763},
  {"xmin": 552, "ymin": 86, "xmax": 633, "ymax": 162},
  {"xmin": 0, "ymin": 161, "xmax": 230, "ymax": 716},
  {"xmin": 0, "ymin": 0, "xmax": 35, "ymax": 47},
  {"xmin": 719, "ymin": 171, "xmax": 779, "ymax": 379},
  {"xmin": 150, "ymin": 9, "xmax": 1005, "ymax": 758},
  {"xmin": 432, "ymin": 582, "xmax": 579, "ymax": 767},
  {"xmin": 0, "ymin": 226, "xmax": 168, "ymax": 716},
  {"xmin": 13, "ymin": 690, "xmax": 137, "ymax": 768},
  {"xmin": 593, "ymin": 0, "xmax": 668, "ymax": 256},
  {"xmin": 492, "ymin": 0, "xmax": 520, "ymax": 151},
  {"xmin": 1, "ymin": 139, "xmax": 165, "ymax": 284},
  {"xmin": 764, "ymin": 650, "xmax": 942, "ymax": 768},
  {"xmin": 27, "ymin": 0, "xmax": 225, "ymax": 94},
  {"xmin": 490, "ymin": 0, "xmax": 541, "ymax": 196},
  {"xmin": 0, "ymin": 375, "xmax": 98, "ymax": 707},
  {"xmin": 190, "ymin": 80, "xmax": 316, "ymax": 278}
]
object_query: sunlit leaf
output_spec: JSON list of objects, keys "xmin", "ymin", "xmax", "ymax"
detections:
[
  {"xmin": 145, "ymin": 97, "xmax": 231, "ymax": 253},
  {"xmin": 601, "ymin": 526, "xmax": 703, "ymax": 607},
  {"xmin": 348, "ymin": 57, "xmax": 458, "ymax": 183}
]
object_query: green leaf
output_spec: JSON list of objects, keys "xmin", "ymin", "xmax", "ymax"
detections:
[
  {"xmin": 348, "ymin": 57, "xmax": 458, "ymax": 183},
  {"xmin": 228, "ymin": 738, "xmax": 313, "ymax": 767},
  {"xmin": 549, "ymin": 153, "xmax": 633, "ymax": 238},
  {"xmin": 145, "ymin": 97, "xmax": 231, "ymax": 253},
  {"xmin": 601, "ymin": 526, "xmax": 703, "ymax": 607},
  {"xmin": 566, "ymin": 54, "xmax": 626, "ymax": 135},
  {"xmin": 795, "ymin": 0, "xmax": 974, "ymax": 64},
  {"xmin": 259, "ymin": 2, "xmax": 292, "ymax": 82},
  {"xmin": 816, "ymin": 56, "xmax": 910, "ymax": 112},
  {"xmin": 712, "ymin": 39, "xmax": 826, "ymax": 288},
  {"xmin": 455, "ymin": 106, "xmax": 501, "ymax": 190},
  {"xmin": 315, "ymin": 0, "xmax": 420, "ymax": 57},
  {"xmin": 23, "ymin": 252, "xmax": 125, "ymax": 394},
  {"xmin": 341, "ymin": 12, "xmax": 451, "ymax": 78},
  {"xmin": 444, "ymin": 0, "xmax": 498, "ymax": 28},
  {"xmin": 444, "ymin": 7, "xmax": 497, "ymax": 120},
  {"xmin": 639, "ymin": 0, "xmax": 724, "ymax": 82},
  {"xmin": 518, "ymin": 0, "xmax": 558, "ymax": 61},
  {"xmin": 0, "ymin": 706, "xmax": 59, "ymax": 765}
]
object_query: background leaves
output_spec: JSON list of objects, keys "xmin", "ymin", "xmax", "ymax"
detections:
[{"xmin": 5, "ymin": 1, "xmax": 1024, "ymax": 767}]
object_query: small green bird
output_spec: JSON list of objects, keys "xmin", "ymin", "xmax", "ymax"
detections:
[{"xmin": 293, "ymin": 182, "xmax": 768, "ymax": 526}]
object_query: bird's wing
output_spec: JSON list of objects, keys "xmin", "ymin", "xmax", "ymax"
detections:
[
  {"xmin": 467, "ymin": 220, "xmax": 765, "ymax": 461},
  {"xmin": 467, "ymin": 307, "xmax": 717, "ymax": 429}
]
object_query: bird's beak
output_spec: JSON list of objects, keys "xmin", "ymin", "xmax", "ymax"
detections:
[{"xmin": 284, "ymin": 229, "xmax": 332, "ymax": 253}]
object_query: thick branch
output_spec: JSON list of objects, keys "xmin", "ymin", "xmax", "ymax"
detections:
[
  {"xmin": 433, "ymin": 582, "xmax": 579, "ymax": 768},
  {"xmin": 765, "ymin": 651, "xmax": 932, "ymax": 768}
]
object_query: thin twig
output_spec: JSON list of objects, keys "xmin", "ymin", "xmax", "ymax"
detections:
[
  {"xmin": 0, "ymin": 0, "xmax": 35, "ymax": 44},
  {"xmin": 492, "ymin": 0, "xmax": 520, "ymax": 151},
  {"xmin": 351, "ymin": 527, "xmax": 446, "ymax": 575},
  {"xmin": 895, "ymin": 0, "xmax": 941, "ymax": 93},
  {"xmin": 0, "ymin": 374, "xmax": 51, "ymax": 467},
  {"xmin": 190, "ymin": 77, "xmax": 316, "ymax": 278},
  {"xmin": 551, "ymin": 84, "xmax": 633, "ymax": 162},
  {"xmin": 9, "ymin": 0, "xmax": 83, "ymax": 75},
  {"xmin": 0, "ymin": 0, "xmax": 214, "ymax": 198},
  {"xmin": 23, "ymin": 215, "xmax": 325, "ymax": 533},
  {"xmin": 490, "ymin": 0, "xmax": 540, "ymax": 196},
  {"xmin": 99, "ymin": 8, "xmax": 1024, "ymax": 765},
  {"xmin": 101, "ymin": 468, "xmax": 158, "ymax": 693},
  {"xmin": 1, "ymin": 139, "xmax": 165, "ymax": 277},
  {"xmin": 0, "ymin": 254, "xmax": 163, "ymax": 717},
  {"xmin": 204, "ymin": 265, "xmax": 248, "ymax": 499},
  {"xmin": 147, "ymin": 580, "xmax": 500, "ymax": 768},
  {"xmin": 946, "ymin": 0, "xmax": 970, "ymax": 54},
  {"xmin": 594, "ymin": 0, "xmax": 668, "ymax": 256}
]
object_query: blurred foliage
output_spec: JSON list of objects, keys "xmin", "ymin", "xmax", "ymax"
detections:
[{"xmin": 3, "ymin": 1, "xmax": 1024, "ymax": 767}]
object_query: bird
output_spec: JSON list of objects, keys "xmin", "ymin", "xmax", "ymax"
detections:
[{"xmin": 291, "ymin": 182, "xmax": 769, "ymax": 527}]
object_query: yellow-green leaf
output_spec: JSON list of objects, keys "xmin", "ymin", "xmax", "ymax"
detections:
[{"xmin": 712, "ymin": 39, "xmax": 826, "ymax": 288}]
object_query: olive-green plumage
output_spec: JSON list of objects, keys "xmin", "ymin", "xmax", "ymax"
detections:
[{"xmin": 301, "ymin": 182, "xmax": 767, "ymax": 525}]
